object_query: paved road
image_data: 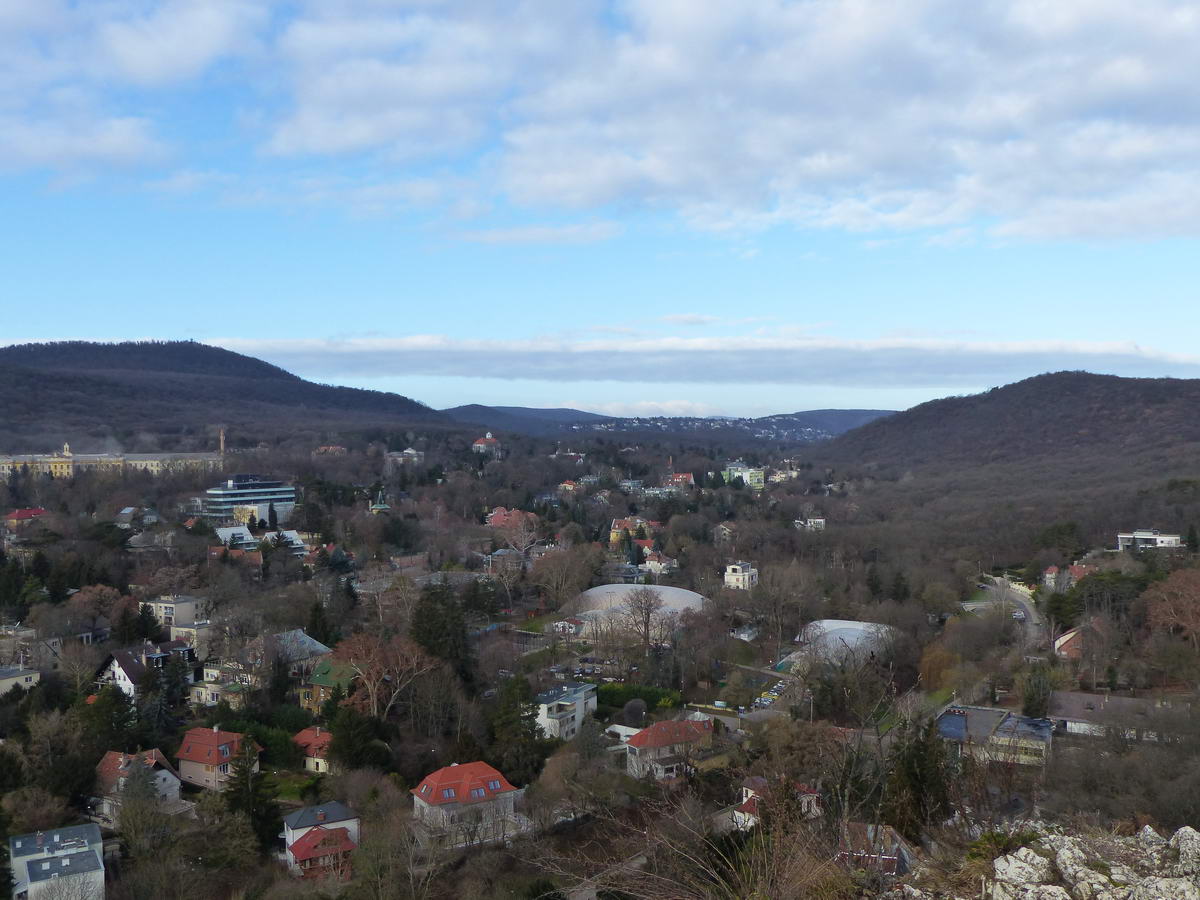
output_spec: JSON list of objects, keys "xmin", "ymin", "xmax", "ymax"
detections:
[{"xmin": 983, "ymin": 577, "xmax": 1044, "ymax": 648}]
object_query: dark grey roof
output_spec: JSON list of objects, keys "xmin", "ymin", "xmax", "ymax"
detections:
[
  {"xmin": 0, "ymin": 665, "xmax": 36, "ymax": 680},
  {"xmin": 26, "ymin": 849, "xmax": 102, "ymax": 883},
  {"xmin": 283, "ymin": 801, "xmax": 357, "ymax": 830},
  {"xmin": 1048, "ymin": 690, "xmax": 1164, "ymax": 724},
  {"xmin": 269, "ymin": 629, "xmax": 332, "ymax": 664},
  {"xmin": 535, "ymin": 681, "xmax": 596, "ymax": 705},
  {"xmin": 9, "ymin": 824, "xmax": 101, "ymax": 860}
]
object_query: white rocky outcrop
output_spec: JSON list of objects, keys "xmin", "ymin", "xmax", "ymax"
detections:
[{"xmin": 882, "ymin": 826, "xmax": 1200, "ymax": 900}]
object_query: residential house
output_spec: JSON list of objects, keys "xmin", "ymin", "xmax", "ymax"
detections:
[
  {"xmin": 146, "ymin": 594, "xmax": 205, "ymax": 628},
  {"xmin": 1047, "ymin": 690, "xmax": 1180, "ymax": 741},
  {"xmin": 731, "ymin": 778, "xmax": 821, "ymax": 830},
  {"xmin": 625, "ymin": 719, "xmax": 714, "ymax": 781},
  {"xmin": 618, "ymin": 479, "xmax": 643, "ymax": 494},
  {"xmin": 1041, "ymin": 563, "xmax": 1095, "ymax": 593},
  {"xmin": 189, "ymin": 658, "xmax": 254, "ymax": 709},
  {"xmin": 713, "ymin": 522, "xmax": 736, "ymax": 546},
  {"xmin": 485, "ymin": 507, "xmax": 538, "ymax": 530},
  {"xmin": 95, "ymin": 640, "xmax": 198, "ymax": 700},
  {"xmin": 664, "ymin": 472, "xmax": 695, "ymax": 490},
  {"xmin": 472, "ymin": 432, "xmax": 503, "ymax": 457},
  {"xmin": 0, "ymin": 664, "xmax": 39, "ymax": 697},
  {"xmin": 935, "ymin": 705, "xmax": 1052, "ymax": 767},
  {"xmin": 609, "ymin": 516, "xmax": 661, "ymax": 549},
  {"xmin": 3, "ymin": 507, "xmax": 48, "ymax": 531},
  {"xmin": 722, "ymin": 461, "xmax": 765, "ymax": 491},
  {"xmin": 300, "ymin": 658, "xmax": 356, "ymax": 716},
  {"xmin": 281, "ymin": 801, "xmax": 360, "ymax": 880},
  {"xmin": 8, "ymin": 824, "xmax": 105, "ymax": 900},
  {"xmin": 558, "ymin": 480, "xmax": 580, "ymax": 494},
  {"xmin": 176, "ymin": 726, "xmax": 260, "ymax": 790},
  {"xmin": 724, "ymin": 561, "xmax": 759, "ymax": 591},
  {"xmin": 293, "ymin": 725, "xmax": 336, "ymax": 774},
  {"xmin": 836, "ymin": 822, "xmax": 917, "ymax": 876},
  {"xmin": 731, "ymin": 775, "xmax": 769, "ymax": 831},
  {"xmin": 1117, "ymin": 529, "xmax": 1182, "ymax": 552},
  {"xmin": 640, "ymin": 551, "xmax": 679, "ymax": 577},
  {"xmin": 1053, "ymin": 617, "xmax": 1108, "ymax": 661},
  {"xmin": 411, "ymin": 761, "xmax": 526, "ymax": 848},
  {"xmin": 535, "ymin": 682, "xmax": 597, "ymax": 741},
  {"xmin": 215, "ymin": 525, "xmax": 259, "ymax": 551},
  {"xmin": 794, "ymin": 517, "xmax": 826, "ymax": 532},
  {"xmin": 93, "ymin": 749, "xmax": 192, "ymax": 826}
]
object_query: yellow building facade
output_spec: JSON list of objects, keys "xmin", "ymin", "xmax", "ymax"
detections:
[{"xmin": 0, "ymin": 443, "xmax": 223, "ymax": 478}]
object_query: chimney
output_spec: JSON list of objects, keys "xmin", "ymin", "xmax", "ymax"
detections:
[
  {"xmin": 212, "ymin": 724, "xmax": 219, "ymax": 733},
  {"xmin": 316, "ymin": 810, "xmax": 326, "ymax": 822}
]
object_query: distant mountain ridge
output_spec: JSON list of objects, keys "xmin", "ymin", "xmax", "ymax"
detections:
[
  {"xmin": 0, "ymin": 340, "xmax": 892, "ymax": 449},
  {"xmin": 0, "ymin": 340, "xmax": 438, "ymax": 450},
  {"xmin": 824, "ymin": 370, "xmax": 1200, "ymax": 469},
  {"xmin": 442, "ymin": 403, "xmax": 893, "ymax": 441}
]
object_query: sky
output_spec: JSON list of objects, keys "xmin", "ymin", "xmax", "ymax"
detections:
[{"xmin": 5, "ymin": 0, "xmax": 1200, "ymax": 417}]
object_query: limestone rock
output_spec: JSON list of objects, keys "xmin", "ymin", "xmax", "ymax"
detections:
[
  {"xmin": 1169, "ymin": 826, "xmax": 1200, "ymax": 877},
  {"xmin": 1129, "ymin": 876, "xmax": 1200, "ymax": 900},
  {"xmin": 991, "ymin": 885, "xmax": 1073, "ymax": 900},
  {"xmin": 1137, "ymin": 826, "xmax": 1165, "ymax": 849},
  {"xmin": 995, "ymin": 848, "xmax": 1056, "ymax": 885}
]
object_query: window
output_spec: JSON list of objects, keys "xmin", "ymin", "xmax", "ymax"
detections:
[
  {"xmin": 470, "ymin": 788, "xmax": 485, "ymax": 799},
  {"xmin": 220, "ymin": 744, "xmax": 230, "ymax": 757},
  {"xmin": 487, "ymin": 779, "xmax": 502, "ymax": 791},
  {"xmin": 219, "ymin": 763, "xmax": 229, "ymax": 774},
  {"xmin": 420, "ymin": 784, "xmax": 430, "ymax": 794},
  {"xmin": 441, "ymin": 788, "xmax": 456, "ymax": 799}
]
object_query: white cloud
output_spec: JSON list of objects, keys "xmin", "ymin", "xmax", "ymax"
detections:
[
  {"xmin": 98, "ymin": 0, "xmax": 267, "ymax": 86},
  {"xmin": 660, "ymin": 314, "xmax": 718, "ymax": 326},
  {"xmin": 209, "ymin": 335, "xmax": 1200, "ymax": 388},
  {"xmin": 7, "ymin": 0, "xmax": 1200, "ymax": 237}
]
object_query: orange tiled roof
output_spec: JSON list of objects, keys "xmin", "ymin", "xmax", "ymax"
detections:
[{"xmin": 411, "ymin": 761, "xmax": 517, "ymax": 806}]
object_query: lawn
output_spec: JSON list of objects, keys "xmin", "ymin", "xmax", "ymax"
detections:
[{"xmin": 265, "ymin": 769, "xmax": 317, "ymax": 805}]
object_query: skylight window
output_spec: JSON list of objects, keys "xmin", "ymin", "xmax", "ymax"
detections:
[{"xmin": 442, "ymin": 788, "xmax": 456, "ymax": 799}]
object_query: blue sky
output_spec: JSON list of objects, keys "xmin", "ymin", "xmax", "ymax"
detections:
[{"xmin": 5, "ymin": 0, "xmax": 1200, "ymax": 416}]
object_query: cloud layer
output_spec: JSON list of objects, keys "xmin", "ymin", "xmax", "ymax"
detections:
[
  {"xmin": 212, "ymin": 336, "xmax": 1200, "ymax": 388},
  {"xmin": 7, "ymin": 1, "xmax": 1200, "ymax": 237}
]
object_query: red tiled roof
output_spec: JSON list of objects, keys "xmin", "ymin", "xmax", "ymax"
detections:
[
  {"xmin": 473, "ymin": 436, "xmax": 499, "ymax": 445},
  {"xmin": 627, "ymin": 719, "xmax": 712, "ymax": 750},
  {"xmin": 1044, "ymin": 566, "xmax": 1059, "ymax": 575},
  {"xmin": 411, "ymin": 761, "xmax": 517, "ymax": 806},
  {"xmin": 96, "ymin": 749, "xmax": 179, "ymax": 794},
  {"xmin": 177, "ymin": 727, "xmax": 259, "ymax": 765},
  {"xmin": 5, "ymin": 507, "xmax": 47, "ymax": 521},
  {"xmin": 293, "ymin": 726, "xmax": 333, "ymax": 759},
  {"xmin": 735, "ymin": 795, "xmax": 760, "ymax": 816},
  {"xmin": 289, "ymin": 825, "xmax": 356, "ymax": 861}
]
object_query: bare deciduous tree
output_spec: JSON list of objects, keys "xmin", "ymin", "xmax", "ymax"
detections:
[{"xmin": 335, "ymin": 632, "xmax": 437, "ymax": 720}]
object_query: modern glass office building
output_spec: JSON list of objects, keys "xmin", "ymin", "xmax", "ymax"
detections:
[{"xmin": 197, "ymin": 474, "xmax": 296, "ymax": 524}]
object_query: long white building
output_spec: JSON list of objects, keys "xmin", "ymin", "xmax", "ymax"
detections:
[{"xmin": 196, "ymin": 474, "xmax": 296, "ymax": 524}]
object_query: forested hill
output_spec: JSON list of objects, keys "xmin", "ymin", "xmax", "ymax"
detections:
[
  {"xmin": 825, "ymin": 371, "xmax": 1200, "ymax": 469},
  {"xmin": 0, "ymin": 340, "xmax": 438, "ymax": 450}
]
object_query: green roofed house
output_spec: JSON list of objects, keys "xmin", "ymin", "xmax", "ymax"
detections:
[{"xmin": 301, "ymin": 658, "xmax": 356, "ymax": 716}]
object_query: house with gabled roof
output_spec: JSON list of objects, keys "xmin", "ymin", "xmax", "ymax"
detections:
[
  {"xmin": 293, "ymin": 725, "xmax": 335, "ymax": 774},
  {"xmin": 411, "ymin": 761, "xmax": 528, "ymax": 848},
  {"xmin": 93, "ymin": 748, "xmax": 193, "ymax": 826},
  {"xmin": 95, "ymin": 639, "xmax": 198, "ymax": 699},
  {"xmin": 176, "ymin": 725, "xmax": 260, "ymax": 790},
  {"xmin": 625, "ymin": 719, "xmax": 713, "ymax": 781},
  {"xmin": 300, "ymin": 657, "xmax": 356, "ymax": 716},
  {"xmin": 281, "ymin": 801, "xmax": 360, "ymax": 880}
]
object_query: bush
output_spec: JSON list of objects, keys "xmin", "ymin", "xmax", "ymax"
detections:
[{"xmin": 597, "ymin": 683, "xmax": 681, "ymax": 710}]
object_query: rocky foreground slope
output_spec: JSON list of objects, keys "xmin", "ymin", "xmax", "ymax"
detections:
[{"xmin": 886, "ymin": 825, "xmax": 1200, "ymax": 900}]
